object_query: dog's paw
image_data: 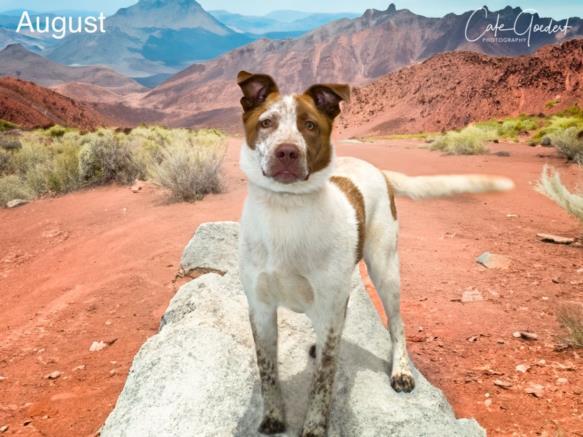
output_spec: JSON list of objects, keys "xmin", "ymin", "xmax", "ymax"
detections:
[
  {"xmin": 308, "ymin": 344, "xmax": 316, "ymax": 359},
  {"xmin": 258, "ymin": 415, "xmax": 286, "ymax": 435},
  {"xmin": 391, "ymin": 372, "xmax": 415, "ymax": 393}
]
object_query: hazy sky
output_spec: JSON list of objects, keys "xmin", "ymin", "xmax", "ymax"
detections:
[{"xmin": 0, "ymin": 0, "xmax": 580, "ymax": 18}]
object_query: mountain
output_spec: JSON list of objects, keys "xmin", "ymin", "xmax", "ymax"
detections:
[
  {"xmin": 47, "ymin": 0, "xmax": 254, "ymax": 78},
  {"xmin": 0, "ymin": 44, "xmax": 144, "ymax": 101},
  {"xmin": 140, "ymin": 4, "xmax": 583, "ymax": 116},
  {"xmin": 338, "ymin": 39, "xmax": 583, "ymax": 136},
  {"xmin": 209, "ymin": 10, "xmax": 360, "ymax": 34},
  {"xmin": 0, "ymin": 77, "xmax": 107, "ymax": 128}
]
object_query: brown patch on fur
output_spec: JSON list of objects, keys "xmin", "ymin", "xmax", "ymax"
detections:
[
  {"xmin": 242, "ymin": 92, "xmax": 280, "ymax": 149},
  {"xmin": 383, "ymin": 175, "xmax": 398, "ymax": 221},
  {"xmin": 295, "ymin": 94, "xmax": 334, "ymax": 175},
  {"xmin": 330, "ymin": 176, "xmax": 366, "ymax": 262}
]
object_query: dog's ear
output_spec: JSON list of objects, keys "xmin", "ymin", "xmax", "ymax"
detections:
[
  {"xmin": 237, "ymin": 71, "xmax": 279, "ymax": 112},
  {"xmin": 304, "ymin": 83, "xmax": 350, "ymax": 119}
]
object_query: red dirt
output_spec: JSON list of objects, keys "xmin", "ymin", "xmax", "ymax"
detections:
[
  {"xmin": 0, "ymin": 77, "xmax": 107, "ymax": 129},
  {"xmin": 0, "ymin": 137, "xmax": 581, "ymax": 436}
]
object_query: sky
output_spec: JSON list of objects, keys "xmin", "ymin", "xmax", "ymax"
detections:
[{"xmin": 0, "ymin": 0, "xmax": 580, "ymax": 18}]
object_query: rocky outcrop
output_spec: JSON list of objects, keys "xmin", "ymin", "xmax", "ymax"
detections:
[{"xmin": 101, "ymin": 221, "xmax": 485, "ymax": 437}]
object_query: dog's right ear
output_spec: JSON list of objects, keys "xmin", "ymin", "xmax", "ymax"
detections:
[{"xmin": 237, "ymin": 71, "xmax": 279, "ymax": 112}]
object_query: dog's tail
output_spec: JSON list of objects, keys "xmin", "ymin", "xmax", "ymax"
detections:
[{"xmin": 383, "ymin": 171, "xmax": 514, "ymax": 200}]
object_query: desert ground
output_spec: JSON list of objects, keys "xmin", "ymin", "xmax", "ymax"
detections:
[{"xmin": 0, "ymin": 136, "xmax": 581, "ymax": 436}]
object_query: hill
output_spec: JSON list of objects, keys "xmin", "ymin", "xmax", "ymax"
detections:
[
  {"xmin": 0, "ymin": 77, "xmax": 107, "ymax": 128},
  {"xmin": 338, "ymin": 39, "xmax": 583, "ymax": 136}
]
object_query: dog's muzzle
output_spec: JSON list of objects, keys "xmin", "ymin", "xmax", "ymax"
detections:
[{"xmin": 264, "ymin": 143, "xmax": 309, "ymax": 184}]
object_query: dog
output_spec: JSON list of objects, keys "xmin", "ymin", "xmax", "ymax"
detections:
[{"xmin": 236, "ymin": 70, "xmax": 514, "ymax": 436}]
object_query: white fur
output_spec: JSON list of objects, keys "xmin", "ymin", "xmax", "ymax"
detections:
[{"xmin": 239, "ymin": 95, "xmax": 514, "ymax": 435}]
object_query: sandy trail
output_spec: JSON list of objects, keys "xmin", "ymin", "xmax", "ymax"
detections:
[{"xmin": 0, "ymin": 137, "xmax": 581, "ymax": 436}]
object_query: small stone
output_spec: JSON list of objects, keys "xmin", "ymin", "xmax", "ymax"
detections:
[
  {"xmin": 515, "ymin": 364, "xmax": 530, "ymax": 373},
  {"xmin": 89, "ymin": 338, "xmax": 117, "ymax": 352},
  {"xmin": 462, "ymin": 288, "xmax": 484, "ymax": 303},
  {"xmin": 494, "ymin": 151, "xmax": 511, "ymax": 157},
  {"xmin": 476, "ymin": 252, "xmax": 511, "ymax": 269},
  {"xmin": 72, "ymin": 365, "xmax": 86, "ymax": 372},
  {"xmin": 537, "ymin": 233, "xmax": 575, "ymax": 245},
  {"xmin": 0, "ymin": 375, "xmax": 6, "ymax": 381},
  {"xmin": 513, "ymin": 331, "xmax": 538, "ymax": 341},
  {"xmin": 105, "ymin": 320, "xmax": 112, "ymax": 326},
  {"xmin": 556, "ymin": 377, "xmax": 568, "ymax": 385},
  {"xmin": 484, "ymin": 398, "xmax": 492, "ymax": 407},
  {"xmin": 525, "ymin": 383, "xmax": 544, "ymax": 398},
  {"xmin": 541, "ymin": 136, "xmax": 552, "ymax": 147},
  {"xmin": 6, "ymin": 198, "xmax": 28, "ymax": 208},
  {"xmin": 493, "ymin": 379, "xmax": 512, "ymax": 389},
  {"xmin": 46, "ymin": 371, "xmax": 61, "ymax": 380},
  {"xmin": 23, "ymin": 418, "xmax": 32, "ymax": 426},
  {"xmin": 0, "ymin": 425, "xmax": 8, "ymax": 433},
  {"xmin": 90, "ymin": 341, "xmax": 108, "ymax": 352},
  {"xmin": 131, "ymin": 181, "xmax": 144, "ymax": 193},
  {"xmin": 506, "ymin": 214, "xmax": 518, "ymax": 218}
]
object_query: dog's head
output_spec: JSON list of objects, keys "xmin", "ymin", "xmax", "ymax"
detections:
[{"xmin": 237, "ymin": 71, "xmax": 350, "ymax": 194}]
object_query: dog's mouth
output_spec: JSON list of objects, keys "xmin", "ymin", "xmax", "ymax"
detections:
[{"xmin": 262, "ymin": 168, "xmax": 310, "ymax": 184}]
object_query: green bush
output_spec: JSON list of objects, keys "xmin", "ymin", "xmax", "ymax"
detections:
[
  {"xmin": 430, "ymin": 126, "xmax": 495, "ymax": 155},
  {"xmin": 149, "ymin": 139, "xmax": 226, "ymax": 202},
  {"xmin": 0, "ymin": 149, "xmax": 13, "ymax": 175},
  {"xmin": 549, "ymin": 127, "xmax": 583, "ymax": 163},
  {"xmin": 79, "ymin": 133, "xmax": 142, "ymax": 185},
  {"xmin": 0, "ymin": 174, "xmax": 32, "ymax": 206},
  {"xmin": 0, "ymin": 119, "xmax": 17, "ymax": 132},
  {"xmin": 46, "ymin": 125, "xmax": 69, "ymax": 138}
]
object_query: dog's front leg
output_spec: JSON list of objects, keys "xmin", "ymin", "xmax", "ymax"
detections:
[
  {"xmin": 301, "ymin": 296, "xmax": 348, "ymax": 437},
  {"xmin": 249, "ymin": 302, "xmax": 287, "ymax": 435}
]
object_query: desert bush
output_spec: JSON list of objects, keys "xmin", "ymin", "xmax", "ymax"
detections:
[
  {"xmin": 0, "ymin": 149, "xmax": 13, "ymax": 175},
  {"xmin": 536, "ymin": 165, "xmax": 583, "ymax": 223},
  {"xmin": 532, "ymin": 114, "xmax": 583, "ymax": 143},
  {"xmin": 79, "ymin": 132, "xmax": 142, "ymax": 185},
  {"xmin": 549, "ymin": 127, "xmax": 583, "ymax": 164},
  {"xmin": 0, "ymin": 135, "xmax": 22, "ymax": 150},
  {"xmin": 0, "ymin": 119, "xmax": 17, "ymax": 132},
  {"xmin": 557, "ymin": 302, "xmax": 583, "ymax": 348},
  {"xmin": 430, "ymin": 126, "xmax": 495, "ymax": 155},
  {"xmin": 46, "ymin": 125, "xmax": 69, "ymax": 138},
  {"xmin": 149, "ymin": 139, "xmax": 226, "ymax": 202},
  {"xmin": 0, "ymin": 174, "xmax": 32, "ymax": 205}
]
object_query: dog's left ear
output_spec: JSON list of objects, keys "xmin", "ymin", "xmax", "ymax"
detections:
[
  {"xmin": 237, "ymin": 71, "xmax": 279, "ymax": 112},
  {"xmin": 304, "ymin": 83, "xmax": 351, "ymax": 119}
]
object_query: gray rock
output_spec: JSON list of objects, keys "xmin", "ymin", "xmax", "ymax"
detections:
[
  {"xmin": 101, "ymin": 222, "xmax": 485, "ymax": 437},
  {"xmin": 541, "ymin": 136, "xmax": 552, "ymax": 147},
  {"xmin": 476, "ymin": 252, "xmax": 511, "ymax": 269},
  {"xmin": 6, "ymin": 199, "xmax": 28, "ymax": 208}
]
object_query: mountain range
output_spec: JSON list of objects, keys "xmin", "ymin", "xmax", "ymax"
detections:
[
  {"xmin": 138, "ymin": 4, "xmax": 583, "ymax": 117},
  {"xmin": 0, "ymin": 2, "xmax": 581, "ymax": 135}
]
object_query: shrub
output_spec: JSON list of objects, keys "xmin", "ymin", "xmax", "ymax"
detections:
[
  {"xmin": 0, "ymin": 149, "xmax": 13, "ymax": 175},
  {"xmin": 533, "ymin": 115, "xmax": 583, "ymax": 143},
  {"xmin": 535, "ymin": 165, "xmax": 583, "ymax": 223},
  {"xmin": 46, "ymin": 125, "xmax": 68, "ymax": 138},
  {"xmin": 149, "ymin": 140, "xmax": 226, "ymax": 202},
  {"xmin": 430, "ymin": 126, "xmax": 495, "ymax": 155},
  {"xmin": 79, "ymin": 133, "xmax": 142, "ymax": 185},
  {"xmin": 549, "ymin": 127, "xmax": 583, "ymax": 164},
  {"xmin": 0, "ymin": 119, "xmax": 17, "ymax": 132},
  {"xmin": 0, "ymin": 174, "xmax": 32, "ymax": 206},
  {"xmin": 557, "ymin": 302, "xmax": 583, "ymax": 348}
]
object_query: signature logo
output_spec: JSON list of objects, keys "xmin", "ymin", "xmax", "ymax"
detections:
[{"xmin": 465, "ymin": 7, "xmax": 572, "ymax": 47}]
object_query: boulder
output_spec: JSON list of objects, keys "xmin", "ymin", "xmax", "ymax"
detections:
[{"xmin": 101, "ymin": 222, "xmax": 485, "ymax": 437}]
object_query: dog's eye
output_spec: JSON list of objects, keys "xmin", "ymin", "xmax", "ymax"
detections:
[
  {"xmin": 260, "ymin": 119, "xmax": 272, "ymax": 129},
  {"xmin": 305, "ymin": 120, "xmax": 316, "ymax": 131}
]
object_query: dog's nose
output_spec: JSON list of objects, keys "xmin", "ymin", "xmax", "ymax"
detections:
[{"xmin": 274, "ymin": 144, "xmax": 299, "ymax": 164}]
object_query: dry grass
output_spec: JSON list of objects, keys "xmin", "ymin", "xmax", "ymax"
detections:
[
  {"xmin": 549, "ymin": 127, "xmax": 583, "ymax": 164},
  {"xmin": 536, "ymin": 165, "xmax": 583, "ymax": 223},
  {"xmin": 148, "ymin": 135, "xmax": 226, "ymax": 202},
  {"xmin": 557, "ymin": 302, "xmax": 583, "ymax": 348},
  {"xmin": 430, "ymin": 126, "xmax": 495, "ymax": 155},
  {"xmin": 0, "ymin": 126, "xmax": 227, "ymax": 207}
]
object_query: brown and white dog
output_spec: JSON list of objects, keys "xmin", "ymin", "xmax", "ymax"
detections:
[{"xmin": 237, "ymin": 71, "xmax": 513, "ymax": 436}]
